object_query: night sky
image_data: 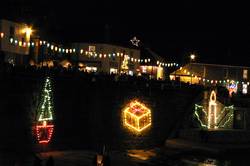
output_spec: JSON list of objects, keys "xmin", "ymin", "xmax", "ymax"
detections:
[{"xmin": 1, "ymin": 1, "xmax": 250, "ymax": 65}]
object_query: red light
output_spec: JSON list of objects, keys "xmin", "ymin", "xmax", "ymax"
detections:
[{"xmin": 36, "ymin": 121, "xmax": 54, "ymax": 144}]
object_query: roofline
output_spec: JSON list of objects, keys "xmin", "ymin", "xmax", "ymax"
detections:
[
  {"xmin": 72, "ymin": 42, "xmax": 140, "ymax": 51},
  {"xmin": 190, "ymin": 63, "xmax": 250, "ymax": 69}
]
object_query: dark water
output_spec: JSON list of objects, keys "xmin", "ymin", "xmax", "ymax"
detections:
[
  {"xmin": 136, "ymin": 150, "xmax": 250, "ymax": 166},
  {"xmin": 180, "ymin": 154, "xmax": 250, "ymax": 166}
]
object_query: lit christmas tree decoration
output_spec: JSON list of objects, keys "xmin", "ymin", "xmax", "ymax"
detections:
[
  {"xmin": 123, "ymin": 100, "xmax": 152, "ymax": 132},
  {"xmin": 35, "ymin": 77, "xmax": 54, "ymax": 144},
  {"xmin": 121, "ymin": 54, "xmax": 129, "ymax": 71}
]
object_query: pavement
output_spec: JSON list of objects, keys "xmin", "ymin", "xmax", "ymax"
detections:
[{"xmin": 165, "ymin": 138, "xmax": 250, "ymax": 155}]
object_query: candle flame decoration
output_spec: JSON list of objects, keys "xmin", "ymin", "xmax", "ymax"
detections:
[
  {"xmin": 208, "ymin": 90, "xmax": 217, "ymax": 129},
  {"xmin": 194, "ymin": 91, "xmax": 234, "ymax": 129},
  {"xmin": 123, "ymin": 100, "xmax": 151, "ymax": 132}
]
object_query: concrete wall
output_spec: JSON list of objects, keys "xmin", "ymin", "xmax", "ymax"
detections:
[{"xmin": 0, "ymin": 19, "xmax": 30, "ymax": 64}]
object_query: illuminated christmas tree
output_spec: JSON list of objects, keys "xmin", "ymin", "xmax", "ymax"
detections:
[
  {"xmin": 121, "ymin": 55, "xmax": 129, "ymax": 71},
  {"xmin": 35, "ymin": 77, "xmax": 54, "ymax": 144}
]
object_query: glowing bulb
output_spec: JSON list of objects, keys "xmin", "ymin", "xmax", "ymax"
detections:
[
  {"xmin": 0, "ymin": 32, "xmax": 4, "ymax": 38},
  {"xmin": 23, "ymin": 27, "xmax": 33, "ymax": 40}
]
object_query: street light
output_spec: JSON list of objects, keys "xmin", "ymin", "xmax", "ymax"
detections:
[
  {"xmin": 190, "ymin": 54, "xmax": 196, "ymax": 61},
  {"xmin": 189, "ymin": 53, "xmax": 196, "ymax": 84}
]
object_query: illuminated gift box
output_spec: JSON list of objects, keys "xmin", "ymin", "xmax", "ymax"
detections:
[{"xmin": 123, "ymin": 101, "xmax": 151, "ymax": 132}]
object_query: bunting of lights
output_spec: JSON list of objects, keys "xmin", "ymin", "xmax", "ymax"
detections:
[
  {"xmin": 0, "ymin": 32, "xmax": 179, "ymax": 68},
  {"xmin": 174, "ymin": 67, "xmax": 250, "ymax": 85},
  {"xmin": 194, "ymin": 91, "xmax": 234, "ymax": 129},
  {"xmin": 123, "ymin": 100, "xmax": 152, "ymax": 133},
  {"xmin": 35, "ymin": 77, "xmax": 54, "ymax": 144}
]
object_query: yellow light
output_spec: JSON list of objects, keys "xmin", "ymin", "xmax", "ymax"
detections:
[
  {"xmin": 23, "ymin": 27, "xmax": 33, "ymax": 40},
  {"xmin": 190, "ymin": 54, "xmax": 195, "ymax": 60},
  {"xmin": 18, "ymin": 41, "xmax": 22, "ymax": 46},
  {"xmin": 208, "ymin": 90, "xmax": 217, "ymax": 129},
  {"xmin": 0, "ymin": 32, "xmax": 4, "ymax": 38},
  {"xmin": 123, "ymin": 100, "xmax": 152, "ymax": 132}
]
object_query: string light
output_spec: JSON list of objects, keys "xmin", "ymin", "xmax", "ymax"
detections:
[{"xmin": 2, "ymin": 34, "xmax": 178, "ymax": 67}]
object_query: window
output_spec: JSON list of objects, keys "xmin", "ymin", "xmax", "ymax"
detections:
[
  {"xmin": 88, "ymin": 45, "xmax": 96, "ymax": 52},
  {"xmin": 130, "ymin": 51, "xmax": 134, "ymax": 57},
  {"xmin": 110, "ymin": 68, "xmax": 118, "ymax": 74},
  {"xmin": 9, "ymin": 26, "xmax": 15, "ymax": 37},
  {"xmin": 223, "ymin": 68, "xmax": 228, "ymax": 78},
  {"xmin": 243, "ymin": 69, "xmax": 248, "ymax": 79}
]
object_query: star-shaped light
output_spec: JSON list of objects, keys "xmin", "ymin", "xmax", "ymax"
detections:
[{"xmin": 130, "ymin": 36, "xmax": 140, "ymax": 47}]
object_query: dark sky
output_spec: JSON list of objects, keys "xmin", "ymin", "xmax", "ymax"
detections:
[{"xmin": 1, "ymin": 1, "xmax": 250, "ymax": 65}]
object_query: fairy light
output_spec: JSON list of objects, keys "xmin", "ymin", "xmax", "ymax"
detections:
[
  {"xmin": 123, "ymin": 100, "xmax": 152, "ymax": 132},
  {"xmin": 194, "ymin": 104, "xmax": 207, "ymax": 128},
  {"xmin": 0, "ymin": 32, "xmax": 4, "ymax": 38},
  {"xmin": 3, "ymin": 33, "xmax": 178, "ymax": 67},
  {"xmin": 9, "ymin": 38, "xmax": 14, "ymax": 43}
]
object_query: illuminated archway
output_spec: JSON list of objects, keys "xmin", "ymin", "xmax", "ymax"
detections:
[{"xmin": 123, "ymin": 100, "xmax": 152, "ymax": 132}]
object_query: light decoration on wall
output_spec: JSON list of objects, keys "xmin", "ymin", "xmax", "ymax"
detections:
[
  {"xmin": 194, "ymin": 91, "xmax": 234, "ymax": 129},
  {"xmin": 35, "ymin": 77, "xmax": 54, "ymax": 144},
  {"xmin": 227, "ymin": 81, "xmax": 238, "ymax": 97},
  {"xmin": 123, "ymin": 100, "xmax": 152, "ymax": 132}
]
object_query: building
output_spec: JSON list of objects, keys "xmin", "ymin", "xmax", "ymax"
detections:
[
  {"xmin": 139, "ymin": 65, "xmax": 164, "ymax": 80},
  {"xmin": 72, "ymin": 43, "xmax": 141, "ymax": 75},
  {"xmin": 170, "ymin": 63, "xmax": 250, "ymax": 95},
  {"xmin": 0, "ymin": 19, "xmax": 38, "ymax": 65}
]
